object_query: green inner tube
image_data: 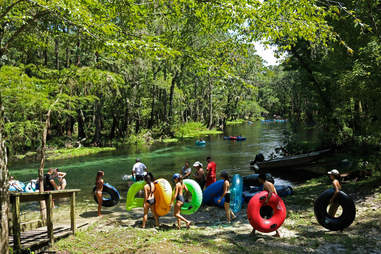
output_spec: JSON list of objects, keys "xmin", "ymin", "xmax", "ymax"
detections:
[
  {"xmin": 174, "ymin": 179, "xmax": 203, "ymax": 215},
  {"xmin": 126, "ymin": 181, "xmax": 145, "ymax": 211}
]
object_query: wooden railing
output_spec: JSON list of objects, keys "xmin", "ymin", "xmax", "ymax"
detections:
[{"xmin": 9, "ymin": 189, "xmax": 80, "ymax": 252}]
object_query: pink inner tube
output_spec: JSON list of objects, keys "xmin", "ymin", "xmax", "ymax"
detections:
[{"xmin": 247, "ymin": 191, "xmax": 287, "ymax": 233}]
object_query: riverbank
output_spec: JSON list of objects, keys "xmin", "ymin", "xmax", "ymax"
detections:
[{"xmin": 46, "ymin": 174, "xmax": 381, "ymax": 254}]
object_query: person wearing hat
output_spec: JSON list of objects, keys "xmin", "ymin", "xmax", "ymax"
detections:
[
  {"xmin": 131, "ymin": 158, "xmax": 148, "ymax": 181},
  {"xmin": 193, "ymin": 161, "xmax": 205, "ymax": 190},
  {"xmin": 171, "ymin": 173, "xmax": 191, "ymax": 229},
  {"xmin": 328, "ymin": 169, "xmax": 342, "ymax": 217}
]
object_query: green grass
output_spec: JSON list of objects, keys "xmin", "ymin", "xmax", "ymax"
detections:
[
  {"xmin": 226, "ymin": 119, "xmax": 245, "ymax": 125},
  {"xmin": 47, "ymin": 147, "xmax": 116, "ymax": 160},
  {"xmin": 161, "ymin": 138, "xmax": 179, "ymax": 143},
  {"xmin": 173, "ymin": 122, "xmax": 223, "ymax": 138}
]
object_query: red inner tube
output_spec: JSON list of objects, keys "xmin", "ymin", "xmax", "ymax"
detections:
[{"xmin": 247, "ymin": 191, "xmax": 287, "ymax": 233}]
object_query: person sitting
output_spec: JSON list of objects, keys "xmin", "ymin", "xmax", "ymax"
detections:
[
  {"xmin": 142, "ymin": 173, "xmax": 159, "ymax": 228},
  {"xmin": 9, "ymin": 176, "xmax": 24, "ymax": 192},
  {"xmin": 132, "ymin": 158, "xmax": 147, "ymax": 181}
]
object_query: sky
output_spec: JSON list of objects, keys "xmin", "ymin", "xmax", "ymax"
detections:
[{"xmin": 254, "ymin": 42, "xmax": 281, "ymax": 66}]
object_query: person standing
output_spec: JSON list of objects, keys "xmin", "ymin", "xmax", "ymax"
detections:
[
  {"xmin": 94, "ymin": 171, "xmax": 104, "ymax": 217},
  {"xmin": 193, "ymin": 161, "xmax": 205, "ymax": 190},
  {"xmin": 132, "ymin": 158, "xmax": 147, "ymax": 181},
  {"xmin": 44, "ymin": 168, "xmax": 58, "ymax": 191},
  {"xmin": 217, "ymin": 171, "xmax": 236, "ymax": 223},
  {"xmin": 181, "ymin": 161, "xmax": 192, "ymax": 179},
  {"xmin": 171, "ymin": 174, "xmax": 191, "ymax": 229},
  {"xmin": 251, "ymin": 173, "xmax": 280, "ymax": 237},
  {"xmin": 53, "ymin": 168, "xmax": 67, "ymax": 190},
  {"xmin": 205, "ymin": 156, "xmax": 217, "ymax": 188},
  {"xmin": 328, "ymin": 169, "xmax": 342, "ymax": 217},
  {"xmin": 142, "ymin": 173, "xmax": 159, "ymax": 228}
]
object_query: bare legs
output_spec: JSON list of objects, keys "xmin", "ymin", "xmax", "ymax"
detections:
[
  {"xmin": 174, "ymin": 201, "xmax": 191, "ymax": 229},
  {"xmin": 95, "ymin": 191, "xmax": 102, "ymax": 217},
  {"xmin": 224, "ymin": 202, "xmax": 236, "ymax": 223},
  {"xmin": 142, "ymin": 202, "xmax": 159, "ymax": 228}
]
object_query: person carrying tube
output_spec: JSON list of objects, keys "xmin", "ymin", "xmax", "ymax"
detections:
[{"xmin": 328, "ymin": 169, "xmax": 342, "ymax": 217}]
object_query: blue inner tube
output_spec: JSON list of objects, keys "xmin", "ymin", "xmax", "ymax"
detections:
[
  {"xmin": 230, "ymin": 174, "xmax": 243, "ymax": 214},
  {"xmin": 203, "ymin": 180, "xmax": 225, "ymax": 208},
  {"xmin": 8, "ymin": 181, "xmax": 26, "ymax": 192},
  {"xmin": 314, "ymin": 189, "xmax": 356, "ymax": 231},
  {"xmin": 243, "ymin": 185, "xmax": 293, "ymax": 203},
  {"xmin": 196, "ymin": 140, "xmax": 206, "ymax": 145},
  {"xmin": 93, "ymin": 183, "xmax": 120, "ymax": 207}
]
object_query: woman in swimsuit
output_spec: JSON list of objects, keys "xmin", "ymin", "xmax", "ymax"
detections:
[
  {"xmin": 54, "ymin": 168, "xmax": 67, "ymax": 190},
  {"xmin": 218, "ymin": 171, "xmax": 236, "ymax": 223},
  {"xmin": 171, "ymin": 173, "xmax": 191, "ymax": 229},
  {"xmin": 142, "ymin": 173, "xmax": 159, "ymax": 228},
  {"xmin": 95, "ymin": 171, "xmax": 104, "ymax": 217}
]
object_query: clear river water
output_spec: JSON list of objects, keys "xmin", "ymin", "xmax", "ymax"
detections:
[{"xmin": 9, "ymin": 121, "xmax": 322, "ymax": 202}]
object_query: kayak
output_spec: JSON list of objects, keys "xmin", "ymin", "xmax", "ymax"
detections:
[{"xmin": 223, "ymin": 136, "xmax": 246, "ymax": 141}]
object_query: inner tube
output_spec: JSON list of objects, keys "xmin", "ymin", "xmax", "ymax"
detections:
[
  {"xmin": 314, "ymin": 189, "xmax": 356, "ymax": 231},
  {"xmin": 93, "ymin": 183, "xmax": 120, "ymax": 207},
  {"xmin": 25, "ymin": 180, "xmax": 37, "ymax": 193},
  {"xmin": 126, "ymin": 181, "xmax": 145, "ymax": 211},
  {"xmin": 203, "ymin": 180, "xmax": 225, "ymax": 208},
  {"xmin": 175, "ymin": 179, "xmax": 203, "ymax": 215},
  {"xmin": 247, "ymin": 191, "xmax": 287, "ymax": 233},
  {"xmin": 195, "ymin": 140, "xmax": 206, "ymax": 146},
  {"xmin": 243, "ymin": 185, "xmax": 293, "ymax": 203},
  {"xmin": 243, "ymin": 173, "xmax": 274, "ymax": 190},
  {"xmin": 8, "ymin": 181, "xmax": 25, "ymax": 192},
  {"xmin": 223, "ymin": 136, "xmax": 246, "ymax": 141},
  {"xmin": 230, "ymin": 174, "xmax": 243, "ymax": 214},
  {"xmin": 154, "ymin": 178, "xmax": 172, "ymax": 216}
]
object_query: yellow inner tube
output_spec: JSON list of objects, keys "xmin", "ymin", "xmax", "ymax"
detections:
[{"xmin": 154, "ymin": 178, "xmax": 172, "ymax": 216}]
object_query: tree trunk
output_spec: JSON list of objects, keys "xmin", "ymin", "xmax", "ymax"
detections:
[
  {"xmin": 0, "ymin": 93, "xmax": 9, "ymax": 254},
  {"xmin": 77, "ymin": 109, "xmax": 86, "ymax": 140},
  {"xmin": 168, "ymin": 71, "xmax": 178, "ymax": 122},
  {"xmin": 93, "ymin": 97, "xmax": 103, "ymax": 146},
  {"xmin": 54, "ymin": 37, "xmax": 59, "ymax": 70},
  {"xmin": 208, "ymin": 76, "xmax": 213, "ymax": 129},
  {"xmin": 76, "ymin": 30, "xmax": 81, "ymax": 66},
  {"xmin": 38, "ymin": 98, "xmax": 59, "ymax": 221},
  {"xmin": 148, "ymin": 86, "xmax": 156, "ymax": 129}
]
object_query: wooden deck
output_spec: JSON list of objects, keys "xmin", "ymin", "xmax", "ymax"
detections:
[{"xmin": 9, "ymin": 222, "xmax": 88, "ymax": 252}]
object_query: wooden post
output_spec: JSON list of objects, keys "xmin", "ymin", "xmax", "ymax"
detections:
[
  {"xmin": 70, "ymin": 192, "xmax": 76, "ymax": 234},
  {"xmin": 46, "ymin": 194, "xmax": 54, "ymax": 245},
  {"xmin": 12, "ymin": 196, "xmax": 21, "ymax": 253}
]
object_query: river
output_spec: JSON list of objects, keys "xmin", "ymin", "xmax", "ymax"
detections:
[{"xmin": 9, "ymin": 121, "xmax": 322, "ymax": 202}]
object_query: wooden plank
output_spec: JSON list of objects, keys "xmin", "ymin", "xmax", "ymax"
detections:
[
  {"xmin": 12, "ymin": 195, "xmax": 21, "ymax": 253},
  {"xmin": 46, "ymin": 194, "xmax": 54, "ymax": 246},
  {"xmin": 70, "ymin": 192, "xmax": 76, "ymax": 234},
  {"xmin": 10, "ymin": 189, "xmax": 81, "ymax": 197}
]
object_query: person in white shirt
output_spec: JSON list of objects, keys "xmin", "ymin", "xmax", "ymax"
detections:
[{"xmin": 132, "ymin": 158, "xmax": 147, "ymax": 181}]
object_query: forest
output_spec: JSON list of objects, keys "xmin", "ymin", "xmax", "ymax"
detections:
[{"xmin": 0, "ymin": 0, "xmax": 380, "ymax": 156}]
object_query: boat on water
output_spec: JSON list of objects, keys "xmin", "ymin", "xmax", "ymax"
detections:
[
  {"xmin": 250, "ymin": 149, "xmax": 331, "ymax": 170},
  {"xmin": 260, "ymin": 119, "xmax": 288, "ymax": 123}
]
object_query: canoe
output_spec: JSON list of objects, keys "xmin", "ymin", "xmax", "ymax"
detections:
[
  {"xmin": 223, "ymin": 136, "xmax": 247, "ymax": 141},
  {"xmin": 250, "ymin": 149, "xmax": 331, "ymax": 170}
]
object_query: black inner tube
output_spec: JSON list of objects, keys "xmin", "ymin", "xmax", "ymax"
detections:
[
  {"xmin": 93, "ymin": 183, "xmax": 120, "ymax": 207},
  {"xmin": 314, "ymin": 189, "xmax": 356, "ymax": 231}
]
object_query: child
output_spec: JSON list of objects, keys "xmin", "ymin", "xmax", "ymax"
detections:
[
  {"xmin": 328, "ymin": 169, "xmax": 342, "ymax": 217},
  {"xmin": 251, "ymin": 173, "xmax": 280, "ymax": 237},
  {"xmin": 171, "ymin": 173, "xmax": 191, "ymax": 229},
  {"xmin": 217, "ymin": 171, "xmax": 236, "ymax": 223},
  {"xmin": 94, "ymin": 171, "xmax": 104, "ymax": 217},
  {"xmin": 142, "ymin": 173, "xmax": 159, "ymax": 228}
]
